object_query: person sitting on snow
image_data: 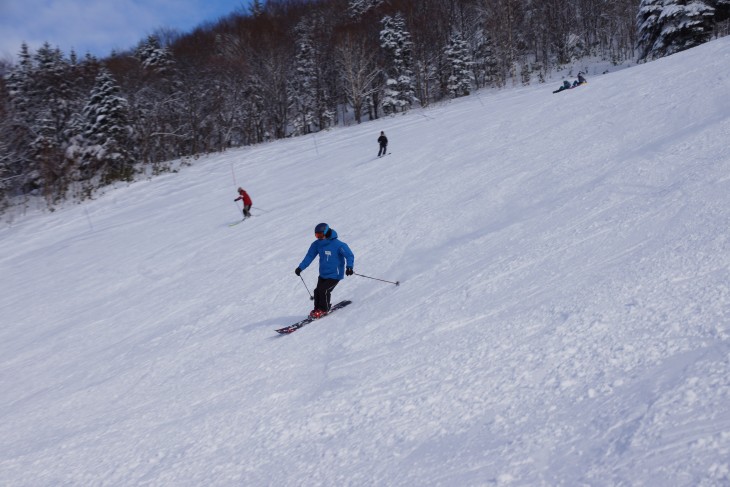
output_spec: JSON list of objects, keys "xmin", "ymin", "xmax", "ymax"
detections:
[
  {"xmin": 553, "ymin": 80, "xmax": 572, "ymax": 94},
  {"xmin": 572, "ymin": 73, "xmax": 588, "ymax": 88}
]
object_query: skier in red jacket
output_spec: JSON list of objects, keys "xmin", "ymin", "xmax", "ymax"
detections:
[{"xmin": 234, "ymin": 187, "xmax": 252, "ymax": 218}]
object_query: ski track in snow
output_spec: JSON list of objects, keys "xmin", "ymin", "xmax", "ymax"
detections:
[{"xmin": 1, "ymin": 38, "xmax": 730, "ymax": 486}]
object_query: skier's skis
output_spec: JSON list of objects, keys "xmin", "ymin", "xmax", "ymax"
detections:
[
  {"xmin": 228, "ymin": 215, "xmax": 256, "ymax": 226},
  {"xmin": 276, "ymin": 300, "xmax": 352, "ymax": 334}
]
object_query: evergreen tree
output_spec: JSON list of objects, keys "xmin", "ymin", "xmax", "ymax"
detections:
[
  {"xmin": 33, "ymin": 43, "xmax": 76, "ymax": 147},
  {"xmin": 249, "ymin": 0, "xmax": 264, "ymax": 17},
  {"xmin": 290, "ymin": 19, "xmax": 319, "ymax": 135},
  {"xmin": 0, "ymin": 68, "xmax": 23, "ymax": 208},
  {"xmin": 6, "ymin": 43, "xmax": 77, "ymax": 200},
  {"xmin": 348, "ymin": 0, "xmax": 385, "ymax": 18},
  {"xmin": 637, "ymin": 0, "xmax": 664, "ymax": 60},
  {"xmin": 638, "ymin": 0, "xmax": 715, "ymax": 60},
  {"xmin": 289, "ymin": 17, "xmax": 335, "ymax": 135},
  {"xmin": 444, "ymin": 32, "xmax": 474, "ymax": 98},
  {"xmin": 71, "ymin": 68, "xmax": 134, "ymax": 183},
  {"xmin": 380, "ymin": 13, "xmax": 417, "ymax": 114},
  {"xmin": 3, "ymin": 44, "xmax": 35, "ymax": 198},
  {"xmin": 132, "ymin": 35, "xmax": 183, "ymax": 167},
  {"xmin": 5, "ymin": 43, "xmax": 34, "ymax": 119},
  {"xmin": 472, "ymin": 33, "xmax": 500, "ymax": 89},
  {"xmin": 136, "ymin": 35, "xmax": 175, "ymax": 74}
]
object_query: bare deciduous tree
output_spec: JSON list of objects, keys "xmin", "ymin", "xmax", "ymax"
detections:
[{"xmin": 336, "ymin": 32, "xmax": 381, "ymax": 124}]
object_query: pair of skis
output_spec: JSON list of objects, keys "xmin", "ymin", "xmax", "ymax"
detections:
[
  {"xmin": 275, "ymin": 300, "xmax": 352, "ymax": 334},
  {"xmin": 228, "ymin": 215, "xmax": 255, "ymax": 226}
]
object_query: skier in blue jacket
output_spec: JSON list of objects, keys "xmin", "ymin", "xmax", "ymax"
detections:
[{"xmin": 295, "ymin": 223, "xmax": 355, "ymax": 319}]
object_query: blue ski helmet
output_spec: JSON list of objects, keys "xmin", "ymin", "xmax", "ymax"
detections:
[{"xmin": 314, "ymin": 222, "xmax": 329, "ymax": 237}]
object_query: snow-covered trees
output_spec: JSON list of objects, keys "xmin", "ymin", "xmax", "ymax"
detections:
[
  {"xmin": 638, "ymin": 0, "xmax": 716, "ymax": 60},
  {"xmin": 444, "ymin": 32, "xmax": 474, "ymax": 98},
  {"xmin": 380, "ymin": 13, "xmax": 417, "ymax": 114},
  {"xmin": 5, "ymin": 42, "xmax": 84, "ymax": 201},
  {"xmin": 4, "ymin": 43, "xmax": 36, "ymax": 196},
  {"xmin": 130, "ymin": 35, "xmax": 184, "ymax": 168},
  {"xmin": 136, "ymin": 35, "xmax": 175, "ymax": 74},
  {"xmin": 472, "ymin": 32, "xmax": 500, "ymax": 89},
  {"xmin": 290, "ymin": 20, "xmax": 318, "ymax": 135},
  {"xmin": 348, "ymin": 0, "xmax": 385, "ymax": 19},
  {"xmin": 69, "ymin": 68, "xmax": 133, "ymax": 183},
  {"xmin": 289, "ymin": 17, "xmax": 335, "ymax": 135},
  {"xmin": 5, "ymin": 43, "xmax": 34, "ymax": 122}
]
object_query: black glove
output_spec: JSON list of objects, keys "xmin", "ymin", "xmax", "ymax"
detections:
[
  {"xmin": 346, "ymin": 267, "xmax": 353, "ymax": 276},
  {"xmin": 295, "ymin": 267, "xmax": 302, "ymax": 276}
]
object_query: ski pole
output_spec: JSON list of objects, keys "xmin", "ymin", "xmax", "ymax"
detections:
[
  {"xmin": 230, "ymin": 161, "xmax": 237, "ymax": 187},
  {"xmin": 252, "ymin": 206, "xmax": 269, "ymax": 213},
  {"xmin": 300, "ymin": 275, "xmax": 315, "ymax": 300},
  {"xmin": 353, "ymin": 272, "xmax": 400, "ymax": 286}
]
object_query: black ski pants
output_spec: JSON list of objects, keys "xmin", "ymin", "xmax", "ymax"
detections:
[
  {"xmin": 314, "ymin": 277, "xmax": 339, "ymax": 312},
  {"xmin": 378, "ymin": 144, "xmax": 387, "ymax": 156}
]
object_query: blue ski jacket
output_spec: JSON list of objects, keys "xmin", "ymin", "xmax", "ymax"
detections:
[{"xmin": 298, "ymin": 228, "xmax": 355, "ymax": 280}]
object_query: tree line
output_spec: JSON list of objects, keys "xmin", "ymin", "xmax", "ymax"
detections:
[{"xmin": 1, "ymin": 0, "xmax": 728, "ymax": 212}]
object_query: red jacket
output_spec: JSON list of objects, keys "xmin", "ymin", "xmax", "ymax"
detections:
[{"xmin": 235, "ymin": 190, "xmax": 252, "ymax": 206}]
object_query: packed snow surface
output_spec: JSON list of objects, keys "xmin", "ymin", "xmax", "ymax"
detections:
[{"xmin": 2, "ymin": 38, "xmax": 730, "ymax": 486}]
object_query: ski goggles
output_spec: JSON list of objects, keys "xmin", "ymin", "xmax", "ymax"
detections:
[{"xmin": 315, "ymin": 231, "xmax": 325, "ymax": 239}]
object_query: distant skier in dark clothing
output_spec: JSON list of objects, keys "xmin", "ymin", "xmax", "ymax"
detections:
[
  {"xmin": 234, "ymin": 187, "xmax": 252, "ymax": 218},
  {"xmin": 553, "ymin": 80, "xmax": 572, "ymax": 94},
  {"xmin": 377, "ymin": 131, "xmax": 388, "ymax": 157},
  {"xmin": 295, "ymin": 223, "xmax": 355, "ymax": 319}
]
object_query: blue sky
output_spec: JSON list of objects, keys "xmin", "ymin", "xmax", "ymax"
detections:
[{"xmin": 0, "ymin": 0, "xmax": 253, "ymax": 61}]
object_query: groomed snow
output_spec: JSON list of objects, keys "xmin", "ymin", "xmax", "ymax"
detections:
[{"xmin": 1, "ymin": 37, "xmax": 730, "ymax": 486}]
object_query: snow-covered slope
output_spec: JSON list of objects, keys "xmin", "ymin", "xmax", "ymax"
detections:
[{"xmin": 2, "ymin": 38, "xmax": 730, "ymax": 486}]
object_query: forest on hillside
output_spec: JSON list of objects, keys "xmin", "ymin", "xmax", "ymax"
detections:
[{"xmin": 1, "ymin": 0, "xmax": 728, "ymax": 211}]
